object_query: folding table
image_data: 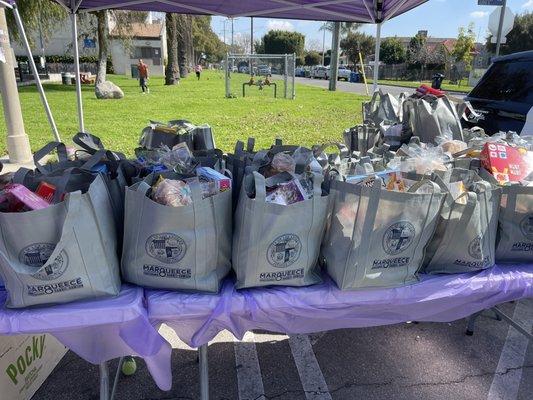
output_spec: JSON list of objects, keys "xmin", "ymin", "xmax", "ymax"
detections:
[
  {"xmin": 147, "ymin": 264, "xmax": 533, "ymax": 400},
  {"xmin": 0, "ymin": 285, "xmax": 172, "ymax": 400}
]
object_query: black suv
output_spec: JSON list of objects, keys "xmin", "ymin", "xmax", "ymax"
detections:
[{"xmin": 464, "ymin": 50, "xmax": 533, "ymax": 135}]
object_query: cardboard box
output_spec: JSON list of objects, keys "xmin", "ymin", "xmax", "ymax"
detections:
[
  {"xmin": 0, "ymin": 334, "xmax": 67, "ymax": 400},
  {"xmin": 480, "ymin": 143, "xmax": 532, "ymax": 184}
]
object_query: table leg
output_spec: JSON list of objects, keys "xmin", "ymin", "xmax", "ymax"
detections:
[
  {"xmin": 99, "ymin": 362, "xmax": 110, "ymax": 400},
  {"xmin": 492, "ymin": 306, "xmax": 533, "ymax": 340},
  {"xmin": 199, "ymin": 344, "xmax": 209, "ymax": 400},
  {"xmin": 110, "ymin": 357, "xmax": 124, "ymax": 400},
  {"xmin": 465, "ymin": 311, "xmax": 483, "ymax": 336}
]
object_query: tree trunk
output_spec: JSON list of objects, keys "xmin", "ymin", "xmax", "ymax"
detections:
[
  {"xmin": 176, "ymin": 14, "xmax": 188, "ymax": 78},
  {"xmin": 187, "ymin": 15, "xmax": 195, "ymax": 67},
  {"xmin": 165, "ymin": 13, "xmax": 180, "ymax": 85},
  {"xmin": 95, "ymin": 10, "xmax": 109, "ymax": 86}
]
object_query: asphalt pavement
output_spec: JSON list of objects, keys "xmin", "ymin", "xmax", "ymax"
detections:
[
  {"xmin": 35, "ymin": 298, "xmax": 532, "ymax": 400},
  {"xmin": 292, "ymin": 76, "xmax": 467, "ymax": 99}
]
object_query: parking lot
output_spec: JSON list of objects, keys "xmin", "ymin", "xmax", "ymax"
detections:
[{"xmin": 35, "ymin": 299, "xmax": 532, "ymax": 400}]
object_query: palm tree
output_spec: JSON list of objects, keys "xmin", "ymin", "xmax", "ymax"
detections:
[
  {"xmin": 319, "ymin": 22, "xmax": 362, "ymax": 36},
  {"xmin": 165, "ymin": 13, "xmax": 180, "ymax": 85}
]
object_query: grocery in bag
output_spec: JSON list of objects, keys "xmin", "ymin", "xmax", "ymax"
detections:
[
  {"xmin": 423, "ymin": 169, "xmax": 501, "ymax": 274},
  {"xmin": 232, "ymin": 146, "xmax": 329, "ymax": 289},
  {"xmin": 321, "ymin": 174, "xmax": 444, "ymax": 290},
  {"xmin": 0, "ymin": 173, "xmax": 121, "ymax": 308},
  {"xmin": 121, "ymin": 168, "xmax": 231, "ymax": 292}
]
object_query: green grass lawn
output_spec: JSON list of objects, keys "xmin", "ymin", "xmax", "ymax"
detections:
[
  {"xmin": 0, "ymin": 71, "xmax": 367, "ymax": 157},
  {"xmin": 378, "ymin": 79, "xmax": 472, "ymax": 93}
]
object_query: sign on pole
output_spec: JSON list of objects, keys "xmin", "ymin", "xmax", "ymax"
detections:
[
  {"xmin": 488, "ymin": 6, "xmax": 514, "ymax": 37},
  {"xmin": 478, "ymin": 0, "xmax": 504, "ymax": 5}
]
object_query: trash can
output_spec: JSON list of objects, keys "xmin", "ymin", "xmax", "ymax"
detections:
[
  {"xmin": 61, "ymin": 72, "xmax": 73, "ymax": 85},
  {"xmin": 349, "ymin": 72, "xmax": 359, "ymax": 83},
  {"xmin": 431, "ymin": 73, "xmax": 445, "ymax": 90}
]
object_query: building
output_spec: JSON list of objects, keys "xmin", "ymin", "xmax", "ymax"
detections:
[{"xmin": 11, "ymin": 13, "xmax": 166, "ymax": 77}]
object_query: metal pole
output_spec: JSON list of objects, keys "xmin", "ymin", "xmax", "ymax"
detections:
[
  {"xmin": 99, "ymin": 362, "xmax": 110, "ymax": 400},
  {"xmin": 322, "ymin": 27, "xmax": 326, "ymax": 65},
  {"xmin": 199, "ymin": 344, "xmax": 209, "ymax": 400},
  {"xmin": 225, "ymin": 53, "xmax": 230, "ymax": 97},
  {"xmin": 284, "ymin": 54, "xmax": 288, "ymax": 98},
  {"xmin": 292, "ymin": 53, "xmax": 295, "ymax": 99},
  {"xmin": 372, "ymin": 22, "xmax": 382, "ymax": 92},
  {"xmin": 12, "ymin": 3, "xmax": 61, "ymax": 142},
  {"xmin": 250, "ymin": 17, "xmax": 254, "ymax": 54},
  {"xmin": 0, "ymin": 6, "xmax": 32, "ymax": 164},
  {"xmin": 329, "ymin": 21, "xmax": 340, "ymax": 91},
  {"xmin": 231, "ymin": 18, "xmax": 234, "ymax": 54},
  {"xmin": 110, "ymin": 357, "xmax": 124, "ymax": 400},
  {"xmin": 495, "ymin": 0, "xmax": 507, "ymax": 57},
  {"xmin": 71, "ymin": 11, "xmax": 85, "ymax": 132}
]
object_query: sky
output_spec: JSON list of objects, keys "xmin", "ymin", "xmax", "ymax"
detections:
[{"xmin": 211, "ymin": 0, "xmax": 533, "ymax": 51}]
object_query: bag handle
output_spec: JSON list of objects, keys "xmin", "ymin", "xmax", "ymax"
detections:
[
  {"xmin": 313, "ymin": 142, "xmax": 349, "ymax": 159},
  {"xmin": 72, "ymin": 132, "xmax": 104, "ymax": 155},
  {"xmin": 34, "ymin": 142, "xmax": 69, "ymax": 174},
  {"xmin": 79, "ymin": 149, "xmax": 120, "ymax": 173},
  {"xmin": 407, "ymin": 179, "xmax": 441, "ymax": 194},
  {"xmin": 252, "ymin": 171, "xmax": 267, "ymax": 202}
]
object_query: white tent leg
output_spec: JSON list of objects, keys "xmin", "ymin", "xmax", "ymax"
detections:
[
  {"xmin": 71, "ymin": 12, "xmax": 85, "ymax": 133},
  {"xmin": 372, "ymin": 22, "xmax": 382, "ymax": 92},
  {"xmin": 12, "ymin": 3, "xmax": 61, "ymax": 142}
]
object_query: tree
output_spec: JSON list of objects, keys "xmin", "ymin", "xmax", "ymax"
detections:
[
  {"xmin": 304, "ymin": 51, "xmax": 322, "ymax": 66},
  {"xmin": 320, "ymin": 22, "xmax": 362, "ymax": 37},
  {"xmin": 176, "ymin": 14, "xmax": 190, "ymax": 77},
  {"xmin": 254, "ymin": 39, "xmax": 265, "ymax": 54},
  {"xmin": 5, "ymin": 0, "xmax": 66, "ymax": 46},
  {"xmin": 380, "ymin": 37, "xmax": 406, "ymax": 65},
  {"xmin": 452, "ymin": 24, "xmax": 476, "ymax": 72},
  {"xmin": 192, "ymin": 16, "xmax": 227, "ymax": 62},
  {"xmin": 486, "ymin": 12, "xmax": 533, "ymax": 55},
  {"xmin": 340, "ymin": 32, "xmax": 375, "ymax": 64},
  {"xmin": 94, "ymin": 11, "xmax": 109, "ymax": 86},
  {"xmin": 165, "ymin": 13, "xmax": 180, "ymax": 85},
  {"xmin": 260, "ymin": 30, "xmax": 305, "ymax": 56},
  {"xmin": 407, "ymin": 32, "xmax": 426, "ymax": 65}
]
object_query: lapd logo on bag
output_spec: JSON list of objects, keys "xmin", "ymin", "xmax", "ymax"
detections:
[
  {"xmin": 19, "ymin": 243, "xmax": 68, "ymax": 281},
  {"xmin": 382, "ymin": 222, "xmax": 415, "ymax": 255},
  {"xmin": 146, "ymin": 233, "xmax": 186, "ymax": 264},
  {"xmin": 520, "ymin": 214, "xmax": 533, "ymax": 240},
  {"xmin": 468, "ymin": 236, "xmax": 483, "ymax": 259},
  {"xmin": 267, "ymin": 234, "xmax": 301, "ymax": 268}
]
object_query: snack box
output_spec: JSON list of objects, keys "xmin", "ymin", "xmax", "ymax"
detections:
[
  {"xmin": 0, "ymin": 184, "xmax": 50, "ymax": 211},
  {"xmin": 480, "ymin": 143, "xmax": 532, "ymax": 184},
  {"xmin": 197, "ymin": 167, "xmax": 231, "ymax": 192}
]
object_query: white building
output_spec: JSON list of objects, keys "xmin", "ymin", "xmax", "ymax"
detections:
[{"xmin": 12, "ymin": 13, "xmax": 166, "ymax": 77}]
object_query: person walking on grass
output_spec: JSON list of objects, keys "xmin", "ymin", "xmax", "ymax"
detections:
[
  {"xmin": 195, "ymin": 64, "xmax": 203, "ymax": 80},
  {"xmin": 137, "ymin": 59, "xmax": 149, "ymax": 94}
]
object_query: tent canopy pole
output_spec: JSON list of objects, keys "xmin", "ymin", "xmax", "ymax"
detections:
[
  {"xmin": 372, "ymin": 22, "xmax": 382, "ymax": 92},
  {"xmin": 71, "ymin": 10, "xmax": 85, "ymax": 132},
  {"xmin": 12, "ymin": 2, "xmax": 61, "ymax": 142}
]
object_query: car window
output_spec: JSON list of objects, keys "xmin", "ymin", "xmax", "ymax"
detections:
[{"xmin": 470, "ymin": 60, "xmax": 533, "ymax": 104}]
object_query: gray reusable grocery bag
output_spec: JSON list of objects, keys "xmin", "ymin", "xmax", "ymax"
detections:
[
  {"xmin": 423, "ymin": 169, "xmax": 501, "ymax": 274},
  {"xmin": 495, "ymin": 185, "xmax": 533, "ymax": 262},
  {"xmin": 402, "ymin": 95, "xmax": 464, "ymax": 144},
  {"xmin": 364, "ymin": 90, "xmax": 405, "ymax": 125},
  {"xmin": 322, "ymin": 178, "xmax": 444, "ymax": 290},
  {"xmin": 121, "ymin": 171, "xmax": 231, "ymax": 292},
  {"xmin": 0, "ymin": 174, "xmax": 121, "ymax": 308},
  {"xmin": 232, "ymin": 171, "xmax": 328, "ymax": 289}
]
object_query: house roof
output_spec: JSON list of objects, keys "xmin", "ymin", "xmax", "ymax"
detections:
[{"xmin": 110, "ymin": 23, "xmax": 163, "ymax": 39}]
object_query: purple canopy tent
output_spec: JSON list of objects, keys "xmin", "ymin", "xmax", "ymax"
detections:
[{"xmin": 1, "ymin": 0, "xmax": 428, "ymax": 137}]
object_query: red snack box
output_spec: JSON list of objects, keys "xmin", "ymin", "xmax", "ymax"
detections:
[
  {"xmin": 35, "ymin": 182, "xmax": 56, "ymax": 204},
  {"xmin": 2, "ymin": 184, "xmax": 50, "ymax": 211},
  {"xmin": 480, "ymin": 143, "xmax": 532, "ymax": 184}
]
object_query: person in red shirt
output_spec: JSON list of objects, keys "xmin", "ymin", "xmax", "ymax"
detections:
[
  {"xmin": 137, "ymin": 59, "xmax": 149, "ymax": 94},
  {"xmin": 195, "ymin": 64, "xmax": 203, "ymax": 80}
]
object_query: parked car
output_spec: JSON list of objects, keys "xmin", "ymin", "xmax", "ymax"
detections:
[
  {"xmin": 238, "ymin": 66, "xmax": 249, "ymax": 74},
  {"xmin": 464, "ymin": 50, "xmax": 533, "ymax": 135},
  {"xmin": 311, "ymin": 66, "xmax": 329, "ymax": 79},
  {"xmin": 271, "ymin": 67, "xmax": 280, "ymax": 75},
  {"xmin": 295, "ymin": 67, "xmax": 306, "ymax": 77},
  {"xmin": 257, "ymin": 65, "xmax": 271, "ymax": 75},
  {"xmin": 326, "ymin": 66, "xmax": 351, "ymax": 81}
]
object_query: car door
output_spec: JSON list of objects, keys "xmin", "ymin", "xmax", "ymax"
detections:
[{"xmin": 465, "ymin": 58, "xmax": 533, "ymax": 134}]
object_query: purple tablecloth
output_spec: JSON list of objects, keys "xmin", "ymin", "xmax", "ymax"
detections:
[
  {"xmin": 147, "ymin": 264, "xmax": 533, "ymax": 348},
  {"xmin": 0, "ymin": 285, "xmax": 172, "ymax": 391}
]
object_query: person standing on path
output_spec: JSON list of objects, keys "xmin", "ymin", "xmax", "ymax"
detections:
[
  {"xmin": 195, "ymin": 64, "xmax": 203, "ymax": 80},
  {"xmin": 137, "ymin": 59, "xmax": 149, "ymax": 94}
]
